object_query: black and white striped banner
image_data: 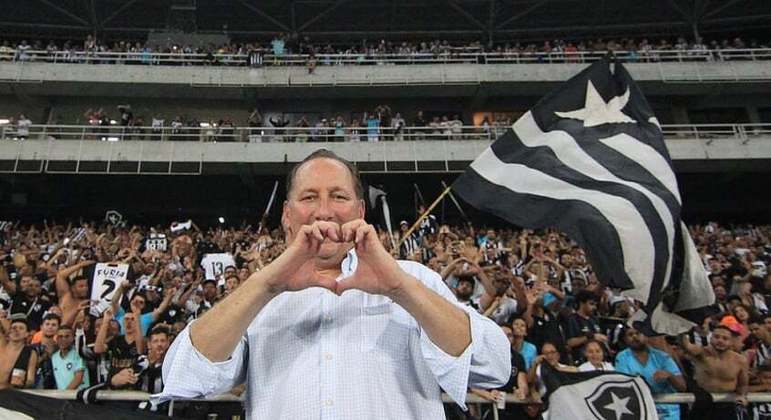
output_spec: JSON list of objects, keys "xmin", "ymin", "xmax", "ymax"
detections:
[{"xmin": 453, "ymin": 57, "xmax": 714, "ymax": 334}]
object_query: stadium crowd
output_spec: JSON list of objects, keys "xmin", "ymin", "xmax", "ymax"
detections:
[
  {"xmin": 0, "ymin": 215, "xmax": 769, "ymax": 419},
  {"xmin": 0, "ymin": 34, "xmax": 766, "ymax": 66},
  {"xmin": 2, "ymin": 107, "xmax": 508, "ymax": 143}
]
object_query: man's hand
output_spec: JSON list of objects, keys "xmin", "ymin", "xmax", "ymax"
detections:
[
  {"xmin": 102, "ymin": 307, "xmax": 114, "ymax": 321},
  {"xmin": 336, "ymin": 220, "xmax": 408, "ymax": 298},
  {"xmin": 110, "ymin": 368, "xmax": 139, "ymax": 387},
  {"xmin": 652, "ymin": 370, "xmax": 672, "ymax": 383},
  {"xmin": 263, "ymin": 220, "xmax": 343, "ymax": 294}
]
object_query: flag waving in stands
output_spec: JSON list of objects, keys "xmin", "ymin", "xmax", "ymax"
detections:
[
  {"xmin": 539, "ymin": 363, "xmax": 659, "ymax": 420},
  {"xmin": 452, "ymin": 56, "xmax": 714, "ymax": 335}
]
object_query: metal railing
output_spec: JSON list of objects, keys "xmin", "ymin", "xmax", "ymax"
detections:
[
  {"xmin": 19, "ymin": 389, "xmax": 771, "ymax": 419},
  {"xmin": 1, "ymin": 48, "xmax": 771, "ymax": 67},
  {"xmin": 1, "ymin": 123, "xmax": 769, "ymax": 143}
]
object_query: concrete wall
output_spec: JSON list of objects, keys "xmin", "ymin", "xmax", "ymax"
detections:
[
  {"xmin": 2, "ymin": 61, "xmax": 770, "ymax": 86},
  {"xmin": 0, "ymin": 137, "xmax": 768, "ymax": 173}
]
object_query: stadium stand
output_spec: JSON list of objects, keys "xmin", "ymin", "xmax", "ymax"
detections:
[{"xmin": 2, "ymin": 0, "xmax": 771, "ymax": 418}]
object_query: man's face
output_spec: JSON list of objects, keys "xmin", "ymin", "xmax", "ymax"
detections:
[
  {"xmin": 713, "ymin": 285, "xmax": 727, "ymax": 301},
  {"xmin": 9, "ymin": 322, "xmax": 29, "ymax": 342},
  {"xmin": 711, "ymin": 328, "xmax": 732, "ymax": 352},
  {"xmin": 25, "ymin": 279, "xmax": 41, "ymax": 297},
  {"xmin": 455, "ymin": 279, "xmax": 474, "ymax": 300},
  {"xmin": 225, "ymin": 277, "xmax": 239, "ymax": 291},
  {"xmin": 282, "ymin": 158, "xmax": 364, "ymax": 262},
  {"xmin": 149, "ymin": 333, "xmax": 170, "ymax": 357},
  {"xmin": 19, "ymin": 275, "xmax": 32, "ymax": 293},
  {"xmin": 512, "ymin": 318, "xmax": 527, "ymax": 337},
  {"xmin": 123, "ymin": 313, "xmax": 137, "ymax": 333},
  {"xmin": 42, "ymin": 319, "xmax": 59, "ymax": 337},
  {"xmin": 131, "ymin": 295, "xmax": 146, "ymax": 312},
  {"xmin": 580, "ymin": 299, "xmax": 598, "ymax": 315},
  {"xmin": 624, "ymin": 329, "xmax": 647, "ymax": 350},
  {"xmin": 203, "ymin": 282, "xmax": 218, "ymax": 300},
  {"xmin": 750, "ymin": 323, "xmax": 770, "ymax": 342},
  {"xmin": 72, "ymin": 278, "xmax": 89, "ymax": 299},
  {"xmin": 56, "ymin": 329, "xmax": 74, "ymax": 350}
]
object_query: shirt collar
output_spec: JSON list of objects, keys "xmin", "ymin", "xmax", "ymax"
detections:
[{"xmin": 340, "ymin": 249, "xmax": 358, "ymax": 280}]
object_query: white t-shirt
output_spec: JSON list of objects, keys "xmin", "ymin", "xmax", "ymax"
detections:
[
  {"xmin": 17, "ymin": 118, "xmax": 31, "ymax": 137},
  {"xmin": 578, "ymin": 361, "xmax": 615, "ymax": 372},
  {"xmin": 201, "ymin": 253, "xmax": 236, "ymax": 280}
]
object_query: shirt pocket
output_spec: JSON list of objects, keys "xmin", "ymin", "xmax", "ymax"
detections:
[{"xmin": 360, "ymin": 301, "xmax": 413, "ymax": 362}]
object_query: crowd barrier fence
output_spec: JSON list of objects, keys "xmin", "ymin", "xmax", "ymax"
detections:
[
  {"xmin": 1, "ymin": 48, "xmax": 770, "ymax": 67},
  {"xmin": 1, "ymin": 123, "xmax": 769, "ymax": 144},
  {"xmin": 17, "ymin": 389, "xmax": 771, "ymax": 419}
]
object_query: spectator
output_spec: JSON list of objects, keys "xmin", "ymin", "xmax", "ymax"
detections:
[
  {"xmin": 565, "ymin": 289, "xmax": 607, "ymax": 363},
  {"xmin": 52, "ymin": 324, "xmax": 89, "ymax": 390},
  {"xmin": 10, "ymin": 274, "xmax": 50, "ymax": 331},
  {"xmin": 16, "ymin": 114, "xmax": 31, "ymax": 140},
  {"xmin": 412, "ymin": 110, "xmax": 427, "ymax": 140},
  {"xmin": 0, "ymin": 316, "xmax": 38, "ymax": 389},
  {"xmin": 511, "ymin": 316, "xmax": 537, "ymax": 369},
  {"xmin": 333, "ymin": 115, "xmax": 345, "ymax": 142},
  {"xmin": 269, "ymin": 114, "xmax": 290, "ymax": 142},
  {"xmin": 681, "ymin": 325, "xmax": 750, "ymax": 419},
  {"xmin": 615, "ymin": 327, "xmax": 686, "ymax": 420},
  {"xmin": 365, "ymin": 111, "xmax": 380, "ymax": 142},
  {"xmin": 577, "ymin": 339, "xmax": 614, "ymax": 372}
]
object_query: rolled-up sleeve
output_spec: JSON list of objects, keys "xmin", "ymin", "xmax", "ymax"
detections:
[
  {"xmin": 152, "ymin": 322, "xmax": 248, "ymax": 403},
  {"xmin": 407, "ymin": 262, "xmax": 511, "ymax": 410}
]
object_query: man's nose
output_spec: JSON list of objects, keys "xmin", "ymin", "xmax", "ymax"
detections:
[{"xmin": 314, "ymin": 196, "xmax": 334, "ymax": 221}]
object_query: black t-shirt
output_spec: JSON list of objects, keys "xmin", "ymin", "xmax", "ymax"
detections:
[
  {"xmin": 530, "ymin": 312, "xmax": 569, "ymax": 363},
  {"xmin": 498, "ymin": 349, "xmax": 527, "ymax": 393},
  {"xmin": 10, "ymin": 294, "xmax": 51, "ymax": 331},
  {"xmin": 107, "ymin": 335, "xmax": 141, "ymax": 374},
  {"xmin": 565, "ymin": 312, "xmax": 602, "ymax": 362}
]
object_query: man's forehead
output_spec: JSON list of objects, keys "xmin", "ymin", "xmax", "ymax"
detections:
[{"xmin": 292, "ymin": 158, "xmax": 355, "ymax": 193}]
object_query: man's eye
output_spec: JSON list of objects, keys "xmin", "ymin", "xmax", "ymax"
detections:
[{"xmin": 301, "ymin": 196, "xmax": 315, "ymax": 201}]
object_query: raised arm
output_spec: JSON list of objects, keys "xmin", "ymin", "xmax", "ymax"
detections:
[
  {"xmin": 55, "ymin": 260, "xmax": 94, "ymax": 300},
  {"xmin": 152, "ymin": 287, "xmax": 176, "ymax": 321},
  {"xmin": 0, "ymin": 265, "xmax": 15, "ymax": 296},
  {"xmin": 679, "ymin": 332, "xmax": 705, "ymax": 359},
  {"xmin": 131, "ymin": 305, "xmax": 145, "ymax": 355},
  {"xmin": 94, "ymin": 308, "xmax": 112, "ymax": 354}
]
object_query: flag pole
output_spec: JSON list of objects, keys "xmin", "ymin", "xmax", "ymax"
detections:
[
  {"xmin": 257, "ymin": 180, "xmax": 279, "ymax": 234},
  {"xmin": 441, "ymin": 180, "xmax": 470, "ymax": 222},
  {"xmin": 397, "ymin": 185, "xmax": 452, "ymax": 247}
]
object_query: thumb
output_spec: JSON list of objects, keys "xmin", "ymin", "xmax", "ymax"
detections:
[
  {"xmin": 312, "ymin": 273, "xmax": 338, "ymax": 294},
  {"xmin": 335, "ymin": 276, "xmax": 358, "ymax": 296}
]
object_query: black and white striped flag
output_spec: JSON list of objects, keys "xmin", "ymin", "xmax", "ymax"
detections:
[{"xmin": 452, "ymin": 57, "xmax": 714, "ymax": 335}]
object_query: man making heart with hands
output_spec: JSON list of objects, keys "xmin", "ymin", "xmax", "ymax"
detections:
[{"xmin": 159, "ymin": 149, "xmax": 510, "ymax": 419}]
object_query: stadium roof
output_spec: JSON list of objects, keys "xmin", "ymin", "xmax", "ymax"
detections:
[{"xmin": 1, "ymin": 0, "xmax": 770, "ymax": 43}]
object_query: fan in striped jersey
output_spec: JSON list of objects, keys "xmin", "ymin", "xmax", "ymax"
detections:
[{"xmin": 452, "ymin": 56, "xmax": 715, "ymax": 335}]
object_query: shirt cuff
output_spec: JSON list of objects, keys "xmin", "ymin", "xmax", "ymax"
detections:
[
  {"xmin": 418, "ymin": 311, "xmax": 477, "ymax": 411},
  {"xmin": 154, "ymin": 323, "xmax": 246, "ymax": 404}
]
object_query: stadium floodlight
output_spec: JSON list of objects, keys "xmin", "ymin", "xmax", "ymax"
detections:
[
  {"xmin": 0, "ymin": 119, "xmax": 9, "ymax": 125},
  {"xmin": 218, "ymin": 217, "xmax": 225, "ymax": 224}
]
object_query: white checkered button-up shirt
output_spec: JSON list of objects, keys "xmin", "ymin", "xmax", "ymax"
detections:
[{"xmin": 157, "ymin": 251, "xmax": 511, "ymax": 419}]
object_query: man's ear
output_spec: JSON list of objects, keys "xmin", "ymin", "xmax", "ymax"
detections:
[
  {"xmin": 358, "ymin": 199, "xmax": 365, "ymax": 220},
  {"xmin": 281, "ymin": 201, "xmax": 291, "ymax": 236}
]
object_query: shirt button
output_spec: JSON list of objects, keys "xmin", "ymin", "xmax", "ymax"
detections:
[
  {"xmin": 325, "ymin": 399, "xmax": 334, "ymax": 406},
  {"xmin": 324, "ymin": 353, "xmax": 333, "ymax": 361},
  {"xmin": 325, "ymin": 315, "xmax": 332, "ymax": 323}
]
